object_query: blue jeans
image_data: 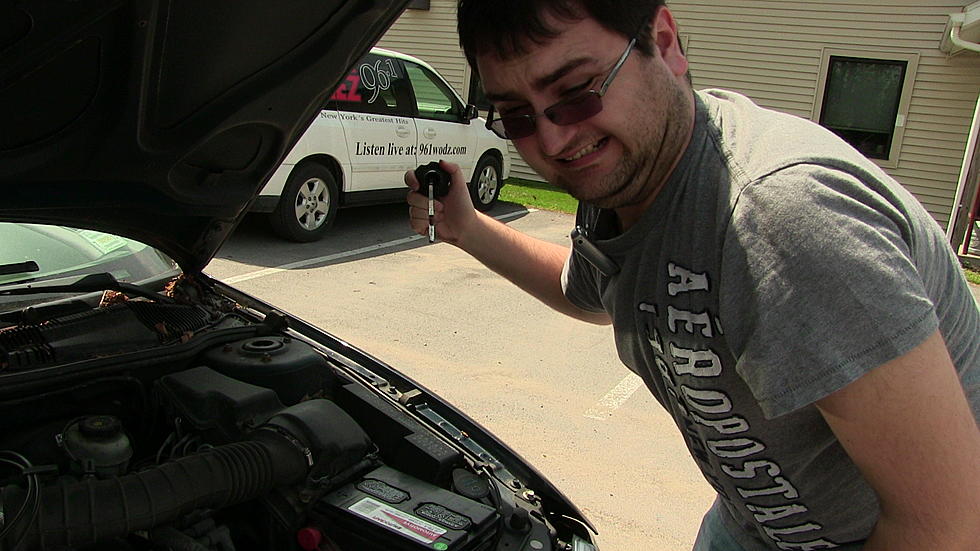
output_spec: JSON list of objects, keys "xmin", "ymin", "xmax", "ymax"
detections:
[
  {"xmin": 693, "ymin": 501, "xmax": 746, "ymax": 551},
  {"xmin": 692, "ymin": 501, "xmax": 866, "ymax": 551}
]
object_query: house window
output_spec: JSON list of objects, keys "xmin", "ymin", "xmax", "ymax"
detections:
[{"xmin": 812, "ymin": 50, "xmax": 919, "ymax": 168}]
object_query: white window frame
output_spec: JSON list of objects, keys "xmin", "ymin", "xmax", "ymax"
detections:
[{"xmin": 811, "ymin": 48, "xmax": 919, "ymax": 169}]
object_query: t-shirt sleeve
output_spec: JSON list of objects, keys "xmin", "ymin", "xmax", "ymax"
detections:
[
  {"xmin": 719, "ymin": 164, "xmax": 939, "ymax": 418},
  {"xmin": 561, "ymin": 247, "xmax": 606, "ymax": 313}
]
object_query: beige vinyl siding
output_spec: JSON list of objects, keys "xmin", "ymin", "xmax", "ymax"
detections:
[
  {"xmin": 509, "ymin": 1, "xmax": 980, "ymax": 200},
  {"xmin": 374, "ymin": 0, "xmax": 467, "ymax": 96},
  {"xmin": 501, "ymin": 148, "xmax": 541, "ymax": 181},
  {"xmin": 374, "ymin": 1, "xmax": 980, "ymax": 225},
  {"xmin": 374, "ymin": 0, "xmax": 538, "ymax": 180},
  {"xmin": 672, "ymin": 0, "xmax": 980, "ymax": 225}
]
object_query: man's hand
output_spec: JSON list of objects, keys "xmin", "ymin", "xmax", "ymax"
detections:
[
  {"xmin": 816, "ymin": 330, "xmax": 980, "ymax": 550},
  {"xmin": 405, "ymin": 160, "xmax": 478, "ymax": 247}
]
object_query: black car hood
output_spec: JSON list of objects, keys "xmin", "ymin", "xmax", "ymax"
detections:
[{"xmin": 0, "ymin": 0, "xmax": 407, "ymax": 273}]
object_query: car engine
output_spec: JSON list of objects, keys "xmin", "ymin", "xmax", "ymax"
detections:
[{"xmin": 0, "ymin": 278, "xmax": 596, "ymax": 551}]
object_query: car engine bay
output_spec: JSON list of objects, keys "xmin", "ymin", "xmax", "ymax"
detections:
[{"xmin": 0, "ymin": 277, "xmax": 596, "ymax": 551}]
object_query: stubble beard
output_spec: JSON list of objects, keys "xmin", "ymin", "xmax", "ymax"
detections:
[{"xmin": 557, "ymin": 76, "xmax": 691, "ymax": 211}]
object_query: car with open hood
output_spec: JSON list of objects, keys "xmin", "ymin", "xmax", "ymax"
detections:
[{"xmin": 0, "ymin": 2, "xmax": 597, "ymax": 551}]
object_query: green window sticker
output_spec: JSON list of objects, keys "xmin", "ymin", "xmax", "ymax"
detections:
[{"xmin": 74, "ymin": 229, "xmax": 129, "ymax": 255}]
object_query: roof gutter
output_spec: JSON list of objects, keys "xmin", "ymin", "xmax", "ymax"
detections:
[{"xmin": 941, "ymin": 3, "xmax": 980, "ymax": 54}]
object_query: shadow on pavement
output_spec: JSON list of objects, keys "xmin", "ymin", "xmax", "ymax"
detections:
[{"xmin": 214, "ymin": 201, "xmax": 531, "ymax": 270}]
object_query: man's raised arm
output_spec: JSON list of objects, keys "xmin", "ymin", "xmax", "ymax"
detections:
[{"xmin": 406, "ymin": 161, "xmax": 610, "ymax": 325}]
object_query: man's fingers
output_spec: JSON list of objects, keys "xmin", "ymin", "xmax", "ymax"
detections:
[
  {"xmin": 408, "ymin": 202, "xmax": 443, "ymax": 220},
  {"xmin": 409, "ymin": 207, "xmax": 443, "ymax": 220},
  {"xmin": 404, "ymin": 169, "xmax": 420, "ymax": 191},
  {"xmin": 438, "ymin": 160, "xmax": 466, "ymax": 188},
  {"xmin": 406, "ymin": 191, "xmax": 444, "ymax": 211},
  {"xmin": 406, "ymin": 190, "xmax": 428, "ymax": 208},
  {"xmin": 406, "ymin": 162, "xmax": 456, "ymax": 241}
]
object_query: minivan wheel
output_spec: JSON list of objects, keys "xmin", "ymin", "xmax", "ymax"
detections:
[
  {"xmin": 270, "ymin": 163, "xmax": 339, "ymax": 242},
  {"xmin": 470, "ymin": 155, "xmax": 501, "ymax": 211}
]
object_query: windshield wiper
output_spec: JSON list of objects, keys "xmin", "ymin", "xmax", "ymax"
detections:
[
  {"xmin": 0, "ymin": 272, "xmax": 175, "ymax": 304},
  {"xmin": 0, "ymin": 261, "xmax": 40, "ymax": 276}
]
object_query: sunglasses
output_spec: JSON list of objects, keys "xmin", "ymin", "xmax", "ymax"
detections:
[{"xmin": 485, "ymin": 37, "xmax": 636, "ymax": 140}]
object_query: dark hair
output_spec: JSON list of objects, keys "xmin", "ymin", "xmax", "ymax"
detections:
[{"xmin": 457, "ymin": 0, "xmax": 667, "ymax": 70}]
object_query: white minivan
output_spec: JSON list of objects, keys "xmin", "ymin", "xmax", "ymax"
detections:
[{"xmin": 253, "ymin": 48, "xmax": 511, "ymax": 242}]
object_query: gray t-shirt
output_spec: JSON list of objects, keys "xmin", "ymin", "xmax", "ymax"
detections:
[{"xmin": 562, "ymin": 89, "xmax": 980, "ymax": 550}]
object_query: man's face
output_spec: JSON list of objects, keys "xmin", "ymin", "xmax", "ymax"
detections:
[{"xmin": 477, "ymin": 13, "xmax": 692, "ymax": 212}]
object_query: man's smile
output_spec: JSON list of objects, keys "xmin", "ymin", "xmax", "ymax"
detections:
[{"xmin": 559, "ymin": 136, "xmax": 611, "ymax": 164}]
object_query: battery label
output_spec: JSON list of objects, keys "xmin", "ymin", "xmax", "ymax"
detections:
[{"xmin": 349, "ymin": 497, "xmax": 448, "ymax": 544}]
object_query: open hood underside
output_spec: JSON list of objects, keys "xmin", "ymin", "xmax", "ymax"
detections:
[{"xmin": 0, "ymin": 0, "xmax": 407, "ymax": 273}]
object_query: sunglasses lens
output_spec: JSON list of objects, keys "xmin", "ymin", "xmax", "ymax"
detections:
[
  {"xmin": 499, "ymin": 117, "xmax": 536, "ymax": 140},
  {"xmin": 488, "ymin": 119, "xmax": 508, "ymax": 139},
  {"xmin": 547, "ymin": 92, "xmax": 602, "ymax": 126},
  {"xmin": 489, "ymin": 91, "xmax": 603, "ymax": 140}
]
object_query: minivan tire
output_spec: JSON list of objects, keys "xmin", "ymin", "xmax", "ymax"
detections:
[
  {"xmin": 469, "ymin": 154, "xmax": 502, "ymax": 212},
  {"xmin": 270, "ymin": 162, "xmax": 339, "ymax": 242}
]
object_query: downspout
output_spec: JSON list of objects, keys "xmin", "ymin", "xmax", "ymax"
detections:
[
  {"xmin": 943, "ymin": 7, "xmax": 980, "ymax": 245},
  {"xmin": 947, "ymin": 93, "xmax": 980, "ymax": 244}
]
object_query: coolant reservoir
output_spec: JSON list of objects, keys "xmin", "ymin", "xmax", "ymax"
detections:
[{"xmin": 59, "ymin": 415, "xmax": 133, "ymax": 478}]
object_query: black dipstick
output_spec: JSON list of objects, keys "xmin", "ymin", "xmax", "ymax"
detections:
[{"xmin": 415, "ymin": 162, "xmax": 451, "ymax": 243}]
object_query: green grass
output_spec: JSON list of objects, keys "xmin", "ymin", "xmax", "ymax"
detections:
[
  {"xmin": 500, "ymin": 178, "xmax": 578, "ymax": 214},
  {"xmin": 965, "ymin": 267, "xmax": 980, "ymax": 285}
]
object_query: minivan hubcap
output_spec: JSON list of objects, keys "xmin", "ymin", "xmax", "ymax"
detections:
[
  {"xmin": 294, "ymin": 178, "xmax": 329, "ymax": 230},
  {"xmin": 477, "ymin": 165, "xmax": 498, "ymax": 204}
]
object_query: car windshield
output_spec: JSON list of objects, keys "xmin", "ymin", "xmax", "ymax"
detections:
[{"xmin": 0, "ymin": 222, "xmax": 179, "ymax": 311}]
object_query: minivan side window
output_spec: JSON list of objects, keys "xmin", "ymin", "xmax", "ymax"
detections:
[
  {"xmin": 327, "ymin": 54, "xmax": 412, "ymax": 117},
  {"xmin": 403, "ymin": 61, "xmax": 464, "ymax": 123}
]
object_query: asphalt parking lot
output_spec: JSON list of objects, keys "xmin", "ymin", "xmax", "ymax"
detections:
[{"xmin": 206, "ymin": 201, "xmax": 716, "ymax": 551}]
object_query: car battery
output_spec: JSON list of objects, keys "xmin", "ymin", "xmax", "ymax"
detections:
[{"xmin": 313, "ymin": 465, "xmax": 499, "ymax": 550}]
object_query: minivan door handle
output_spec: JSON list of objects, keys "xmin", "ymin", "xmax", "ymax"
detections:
[
  {"xmin": 423, "ymin": 128, "xmax": 437, "ymax": 139},
  {"xmin": 395, "ymin": 125, "xmax": 411, "ymax": 138}
]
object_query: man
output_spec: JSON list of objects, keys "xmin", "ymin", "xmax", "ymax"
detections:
[{"xmin": 405, "ymin": 1, "xmax": 980, "ymax": 549}]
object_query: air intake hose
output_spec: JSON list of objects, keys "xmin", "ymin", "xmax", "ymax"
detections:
[{"xmin": 2, "ymin": 430, "xmax": 308, "ymax": 551}]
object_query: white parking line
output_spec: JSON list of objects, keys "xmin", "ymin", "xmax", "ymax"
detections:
[
  {"xmin": 221, "ymin": 209, "xmax": 536, "ymax": 285},
  {"xmin": 584, "ymin": 373, "xmax": 644, "ymax": 420}
]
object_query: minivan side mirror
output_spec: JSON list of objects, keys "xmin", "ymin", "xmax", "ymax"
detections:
[{"xmin": 464, "ymin": 104, "xmax": 480, "ymax": 122}]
